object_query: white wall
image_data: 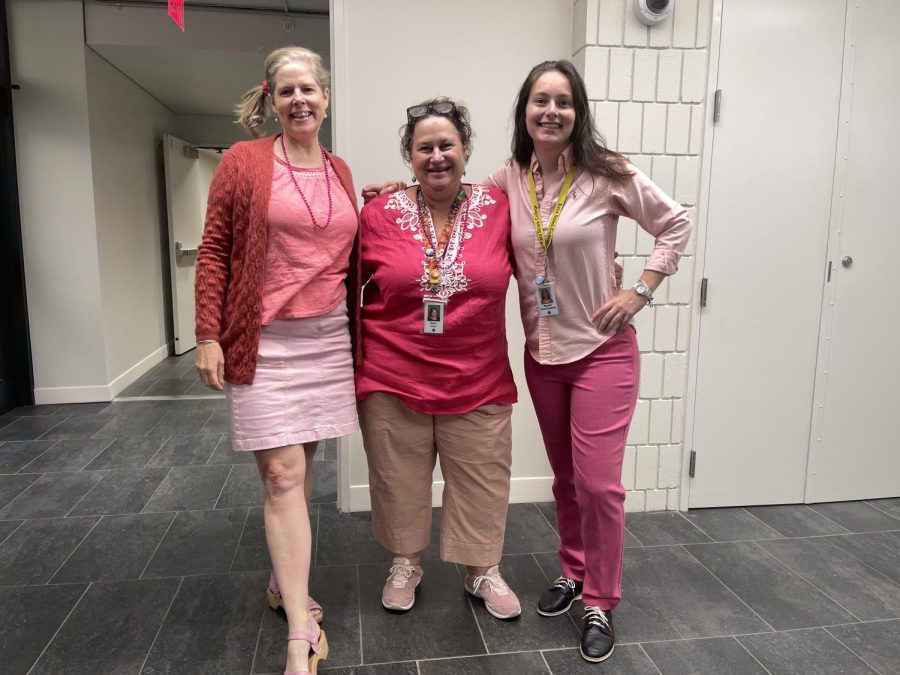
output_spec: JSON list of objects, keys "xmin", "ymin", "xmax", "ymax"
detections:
[
  {"xmin": 336, "ymin": 0, "xmax": 574, "ymax": 510},
  {"xmin": 175, "ymin": 114, "xmax": 248, "ymax": 148},
  {"xmin": 8, "ymin": 0, "xmax": 111, "ymax": 403},
  {"xmin": 174, "ymin": 114, "xmax": 332, "ymax": 151},
  {"xmin": 85, "ymin": 48, "xmax": 177, "ymax": 391},
  {"xmin": 574, "ymin": 0, "xmax": 711, "ymax": 511}
]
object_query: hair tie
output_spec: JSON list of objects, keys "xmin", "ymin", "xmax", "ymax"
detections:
[{"xmin": 261, "ymin": 80, "xmax": 269, "ymax": 97}]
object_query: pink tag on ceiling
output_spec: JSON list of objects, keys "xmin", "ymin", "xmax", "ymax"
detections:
[{"xmin": 168, "ymin": 0, "xmax": 185, "ymax": 31}]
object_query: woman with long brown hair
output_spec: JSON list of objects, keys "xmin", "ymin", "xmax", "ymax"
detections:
[{"xmin": 488, "ymin": 60, "xmax": 691, "ymax": 663}]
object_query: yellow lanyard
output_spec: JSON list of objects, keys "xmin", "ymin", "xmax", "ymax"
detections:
[{"xmin": 528, "ymin": 163, "xmax": 577, "ymax": 253}]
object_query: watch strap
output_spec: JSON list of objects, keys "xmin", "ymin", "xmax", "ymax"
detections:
[{"xmin": 633, "ymin": 281, "xmax": 654, "ymax": 305}]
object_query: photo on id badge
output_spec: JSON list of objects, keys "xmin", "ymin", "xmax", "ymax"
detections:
[
  {"xmin": 536, "ymin": 283, "xmax": 559, "ymax": 316},
  {"xmin": 423, "ymin": 300, "xmax": 445, "ymax": 334}
]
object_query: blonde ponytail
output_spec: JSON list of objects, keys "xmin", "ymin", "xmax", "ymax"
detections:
[{"xmin": 235, "ymin": 83, "xmax": 269, "ymax": 138}]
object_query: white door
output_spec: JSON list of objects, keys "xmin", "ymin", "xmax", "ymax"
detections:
[
  {"xmin": 807, "ymin": 0, "xmax": 900, "ymax": 501},
  {"xmin": 162, "ymin": 135, "xmax": 222, "ymax": 355},
  {"xmin": 688, "ymin": 0, "xmax": 847, "ymax": 506}
]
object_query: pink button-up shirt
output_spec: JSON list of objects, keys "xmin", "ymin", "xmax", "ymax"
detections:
[{"xmin": 487, "ymin": 147, "xmax": 691, "ymax": 365}]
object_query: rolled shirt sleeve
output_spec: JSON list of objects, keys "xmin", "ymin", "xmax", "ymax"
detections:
[{"xmin": 608, "ymin": 164, "xmax": 692, "ymax": 275}]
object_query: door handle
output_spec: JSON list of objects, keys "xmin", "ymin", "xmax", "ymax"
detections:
[
  {"xmin": 175, "ymin": 241, "xmax": 199, "ymax": 263},
  {"xmin": 841, "ymin": 256, "xmax": 853, "ymax": 268}
]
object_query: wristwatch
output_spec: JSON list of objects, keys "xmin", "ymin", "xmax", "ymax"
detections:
[{"xmin": 632, "ymin": 280, "xmax": 654, "ymax": 305}]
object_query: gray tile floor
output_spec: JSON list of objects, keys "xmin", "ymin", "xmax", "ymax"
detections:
[{"xmin": 1, "ymin": 353, "xmax": 899, "ymax": 673}]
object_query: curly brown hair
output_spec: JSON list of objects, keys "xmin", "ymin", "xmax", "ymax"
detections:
[{"xmin": 400, "ymin": 96, "xmax": 475, "ymax": 164}]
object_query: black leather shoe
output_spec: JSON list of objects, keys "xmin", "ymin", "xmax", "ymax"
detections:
[
  {"xmin": 580, "ymin": 606, "xmax": 614, "ymax": 662},
  {"xmin": 537, "ymin": 576, "xmax": 583, "ymax": 616}
]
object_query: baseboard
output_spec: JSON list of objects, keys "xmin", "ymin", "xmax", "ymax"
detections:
[
  {"xmin": 108, "ymin": 343, "xmax": 171, "ymax": 398},
  {"xmin": 33, "ymin": 383, "xmax": 114, "ymax": 405},
  {"xmin": 345, "ymin": 476, "xmax": 556, "ymax": 513},
  {"xmin": 33, "ymin": 343, "xmax": 171, "ymax": 405}
]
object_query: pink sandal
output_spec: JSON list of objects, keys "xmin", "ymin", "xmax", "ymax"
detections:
[
  {"xmin": 267, "ymin": 572, "xmax": 324, "ymax": 623},
  {"xmin": 283, "ymin": 620, "xmax": 328, "ymax": 675}
]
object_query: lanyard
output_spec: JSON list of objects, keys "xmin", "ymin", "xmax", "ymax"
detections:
[{"xmin": 527, "ymin": 163, "xmax": 577, "ymax": 253}]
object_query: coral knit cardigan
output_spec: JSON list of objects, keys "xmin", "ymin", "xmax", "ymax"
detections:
[{"xmin": 195, "ymin": 134, "xmax": 361, "ymax": 385}]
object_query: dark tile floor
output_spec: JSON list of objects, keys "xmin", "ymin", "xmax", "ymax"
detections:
[{"xmin": 1, "ymin": 353, "xmax": 900, "ymax": 673}]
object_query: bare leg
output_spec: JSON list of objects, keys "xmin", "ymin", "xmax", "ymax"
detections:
[
  {"xmin": 256, "ymin": 444, "xmax": 314, "ymax": 673},
  {"xmin": 303, "ymin": 441, "xmax": 317, "ymax": 503},
  {"xmin": 303, "ymin": 441, "xmax": 322, "ymax": 622},
  {"xmin": 467, "ymin": 565, "xmax": 492, "ymax": 577},
  {"xmin": 270, "ymin": 441, "xmax": 322, "ymax": 622}
]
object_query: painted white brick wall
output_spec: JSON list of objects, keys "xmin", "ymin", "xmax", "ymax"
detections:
[
  {"xmin": 632, "ymin": 50, "xmax": 658, "ymax": 101},
  {"xmin": 573, "ymin": 0, "xmax": 710, "ymax": 511}
]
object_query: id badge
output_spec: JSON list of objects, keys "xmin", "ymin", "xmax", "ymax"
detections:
[
  {"xmin": 423, "ymin": 298, "xmax": 447, "ymax": 334},
  {"xmin": 535, "ymin": 282, "xmax": 560, "ymax": 317}
]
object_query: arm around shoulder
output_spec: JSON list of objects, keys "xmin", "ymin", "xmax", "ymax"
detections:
[{"xmin": 483, "ymin": 159, "xmax": 514, "ymax": 193}]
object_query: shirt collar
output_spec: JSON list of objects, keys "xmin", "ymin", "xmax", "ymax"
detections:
[{"xmin": 529, "ymin": 145, "xmax": 574, "ymax": 175}]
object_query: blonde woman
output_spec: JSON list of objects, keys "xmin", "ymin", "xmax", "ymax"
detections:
[{"xmin": 195, "ymin": 46, "xmax": 360, "ymax": 674}]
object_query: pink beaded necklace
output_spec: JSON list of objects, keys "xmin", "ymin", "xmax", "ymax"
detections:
[{"xmin": 279, "ymin": 133, "xmax": 333, "ymax": 229}]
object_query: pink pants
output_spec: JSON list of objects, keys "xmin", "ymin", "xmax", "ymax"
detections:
[{"xmin": 524, "ymin": 326, "xmax": 639, "ymax": 610}]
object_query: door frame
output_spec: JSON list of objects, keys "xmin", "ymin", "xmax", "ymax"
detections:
[
  {"xmin": 806, "ymin": 4, "xmax": 855, "ymax": 502},
  {"xmin": 679, "ymin": 0, "xmax": 724, "ymax": 511},
  {"xmin": 330, "ymin": 0, "xmax": 351, "ymax": 512},
  {"xmin": 0, "ymin": 2, "xmax": 34, "ymax": 413}
]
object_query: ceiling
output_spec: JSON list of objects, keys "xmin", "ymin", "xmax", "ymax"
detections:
[
  {"xmin": 91, "ymin": 44, "xmax": 284, "ymax": 115},
  {"xmin": 92, "ymin": 0, "xmax": 329, "ymax": 14},
  {"xmin": 87, "ymin": 0, "xmax": 329, "ymax": 116}
]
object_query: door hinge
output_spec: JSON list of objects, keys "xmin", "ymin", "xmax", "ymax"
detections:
[
  {"xmin": 700, "ymin": 278, "xmax": 708, "ymax": 307},
  {"xmin": 826, "ymin": 260, "xmax": 833, "ymax": 282},
  {"xmin": 689, "ymin": 450, "xmax": 697, "ymax": 478},
  {"xmin": 713, "ymin": 89, "xmax": 722, "ymax": 124}
]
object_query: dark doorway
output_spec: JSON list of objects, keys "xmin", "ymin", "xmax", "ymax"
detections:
[{"xmin": 0, "ymin": 2, "xmax": 33, "ymax": 413}]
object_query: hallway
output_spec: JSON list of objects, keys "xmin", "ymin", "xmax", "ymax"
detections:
[{"xmin": 1, "ymin": 353, "xmax": 899, "ymax": 674}]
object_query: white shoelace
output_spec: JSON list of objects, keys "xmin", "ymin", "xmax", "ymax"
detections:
[
  {"xmin": 471, "ymin": 570, "xmax": 511, "ymax": 596},
  {"xmin": 552, "ymin": 576, "xmax": 577, "ymax": 591},
  {"xmin": 387, "ymin": 561, "xmax": 417, "ymax": 588},
  {"xmin": 583, "ymin": 605, "xmax": 611, "ymax": 631}
]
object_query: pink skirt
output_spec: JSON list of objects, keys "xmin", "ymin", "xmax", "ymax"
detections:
[{"xmin": 224, "ymin": 301, "xmax": 359, "ymax": 451}]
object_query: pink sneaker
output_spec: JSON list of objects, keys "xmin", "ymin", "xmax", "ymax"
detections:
[
  {"xmin": 465, "ymin": 565, "xmax": 522, "ymax": 620},
  {"xmin": 381, "ymin": 557, "xmax": 423, "ymax": 611}
]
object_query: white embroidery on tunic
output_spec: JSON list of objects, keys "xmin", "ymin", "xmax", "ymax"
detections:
[{"xmin": 386, "ymin": 185, "xmax": 495, "ymax": 301}]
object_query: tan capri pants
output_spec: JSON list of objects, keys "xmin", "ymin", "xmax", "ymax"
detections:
[{"xmin": 358, "ymin": 392, "xmax": 513, "ymax": 566}]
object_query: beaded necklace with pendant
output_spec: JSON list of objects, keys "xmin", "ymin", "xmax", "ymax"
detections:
[
  {"xmin": 279, "ymin": 133, "xmax": 333, "ymax": 229},
  {"xmin": 417, "ymin": 186, "xmax": 467, "ymax": 287}
]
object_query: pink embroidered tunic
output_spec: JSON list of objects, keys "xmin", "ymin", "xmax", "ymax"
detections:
[
  {"xmin": 261, "ymin": 155, "xmax": 358, "ymax": 324},
  {"xmin": 355, "ymin": 184, "xmax": 518, "ymax": 415}
]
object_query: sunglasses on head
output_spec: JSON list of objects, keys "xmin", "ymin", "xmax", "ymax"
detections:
[{"xmin": 407, "ymin": 100, "xmax": 456, "ymax": 122}]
